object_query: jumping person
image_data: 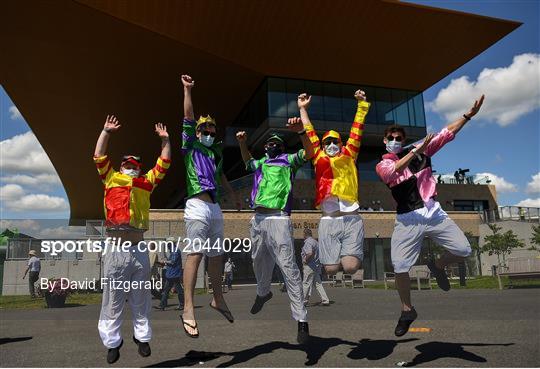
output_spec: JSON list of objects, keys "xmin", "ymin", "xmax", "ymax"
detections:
[
  {"xmin": 94, "ymin": 115, "xmax": 171, "ymax": 364},
  {"xmin": 298, "ymin": 91, "xmax": 370, "ymax": 276},
  {"xmin": 236, "ymin": 117, "xmax": 314, "ymax": 344},
  {"xmin": 301, "ymin": 229, "xmax": 329, "ymax": 306},
  {"xmin": 375, "ymin": 95, "xmax": 484, "ymax": 336},
  {"xmin": 180, "ymin": 74, "xmax": 240, "ymax": 338}
]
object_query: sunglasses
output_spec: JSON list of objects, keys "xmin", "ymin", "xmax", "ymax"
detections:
[
  {"xmin": 323, "ymin": 139, "xmax": 340, "ymax": 146},
  {"xmin": 386, "ymin": 135, "xmax": 403, "ymax": 142},
  {"xmin": 122, "ymin": 155, "xmax": 141, "ymax": 162},
  {"xmin": 202, "ymin": 131, "xmax": 216, "ymax": 137}
]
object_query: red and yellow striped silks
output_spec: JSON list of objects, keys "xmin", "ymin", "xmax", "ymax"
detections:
[
  {"xmin": 305, "ymin": 100, "xmax": 370, "ymax": 209},
  {"xmin": 94, "ymin": 155, "xmax": 170, "ymax": 230}
]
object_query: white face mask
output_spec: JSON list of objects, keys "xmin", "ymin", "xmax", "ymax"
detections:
[
  {"xmin": 200, "ymin": 135, "xmax": 215, "ymax": 147},
  {"xmin": 121, "ymin": 168, "xmax": 140, "ymax": 177},
  {"xmin": 386, "ymin": 140, "xmax": 403, "ymax": 154},
  {"xmin": 324, "ymin": 143, "xmax": 340, "ymax": 157}
]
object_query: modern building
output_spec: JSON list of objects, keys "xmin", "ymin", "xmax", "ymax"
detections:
[{"xmin": 1, "ymin": 0, "xmax": 523, "ymax": 292}]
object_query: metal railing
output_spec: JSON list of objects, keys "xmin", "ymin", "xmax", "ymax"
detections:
[{"xmin": 480, "ymin": 206, "xmax": 540, "ymax": 223}]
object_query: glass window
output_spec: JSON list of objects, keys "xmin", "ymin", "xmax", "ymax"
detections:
[
  {"xmin": 286, "ymin": 79, "xmax": 304, "ymax": 117},
  {"xmin": 375, "ymin": 88, "xmax": 394, "ymax": 124},
  {"xmin": 407, "ymin": 91, "xmax": 417, "ymax": 126},
  {"xmin": 391, "ymin": 89, "xmax": 410, "ymax": 126},
  {"xmin": 323, "ymin": 83, "xmax": 342, "ymax": 122},
  {"xmin": 268, "ymin": 78, "xmax": 287, "ymax": 118},
  {"xmin": 340, "ymin": 84, "xmax": 358, "ymax": 122},
  {"xmin": 305, "ymin": 81, "xmax": 324, "ymax": 120},
  {"xmin": 413, "ymin": 93, "xmax": 426, "ymax": 127}
]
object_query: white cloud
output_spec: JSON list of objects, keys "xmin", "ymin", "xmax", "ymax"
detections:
[
  {"xmin": 525, "ymin": 172, "xmax": 540, "ymax": 194},
  {"xmin": 474, "ymin": 172, "xmax": 518, "ymax": 193},
  {"xmin": 429, "ymin": 53, "xmax": 540, "ymax": 126},
  {"xmin": 6, "ymin": 194, "xmax": 68, "ymax": 212},
  {"xmin": 0, "ymin": 219, "xmax": 41, "ymax": 233},
  {"xmin": 515, "ymin": 198, "xmax": 540, "ymax": 208},
  {"xmin": 8, "ymin": 105, "xmax": 22, "ymax": 120},
  {"xmin": 0, "ymin": 184, "xmax": 25, "ymax": 201},
  {"xmin": 1, "ymin": 173, "xmax": 61, "ymax": 189},
  {"xmin": 0, "ymin": 131, "xmax": 57, "ymax": 175}
]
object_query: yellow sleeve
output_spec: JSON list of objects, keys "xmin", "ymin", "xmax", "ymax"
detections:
[
  {"xmin": 93, "ymin": 155, "xmax": 116, "ymax": 184},
  {"xmin": 344, "ymin": 100, "xmax": 370, "ymax": 160},
  {"xmin": 144, "ymin": 157, "xmax": 171, "ymax": 187}
]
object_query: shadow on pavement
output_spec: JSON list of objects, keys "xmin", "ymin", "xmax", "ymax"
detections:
[
  {"xmin": 405, "ymin": 341, "xmax": 515, "ymax": 367},
  {"xmin": 146, "ymin": 336, "xmax": 419, "ymax": 367},
  {"xmin": 0, "ymin": 337, "xmax": 33, "ymax": 345}
]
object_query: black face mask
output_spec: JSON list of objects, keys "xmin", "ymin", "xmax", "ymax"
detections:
[{"xmin": 265, "ymin": 146, "xmax": 283, "ymax": 158}]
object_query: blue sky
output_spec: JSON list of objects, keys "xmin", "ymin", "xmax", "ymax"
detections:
[{"xmin": 1, "ymin": 0, "xmax": 539, "ymax": 221}]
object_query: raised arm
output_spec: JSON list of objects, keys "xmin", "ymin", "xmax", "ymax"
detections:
[
  {"xmin": 235, "ymin": 131, "xmax": 253, "ymax": 163},
  {"xmin": 446, "ymin": 95, "xmax": 484, "ymax": 135},
  {"xmin": 343, "ymin": 90, "xmax": 370, "ymax": 160},
  {"xmin": 287, "ymin": 117, "xmax": 314, "ymax": 160},
  {"xmin": 182, "ymin": 74, "xmax": 195, "ymax": 121},
  {"xmin": 94, "ymin": 115, "xmax": 121, "ymax": 157},
  {"xmin": 297, "ymin": 93, "xmax": 321, "ymax": 158},
  {"xmin": 145, "ymin": 123, "xmax": 171, "ymax": 187},
  {"xmin": 155, "ymin": 123, "xmax": 171, "ymax": 160}
]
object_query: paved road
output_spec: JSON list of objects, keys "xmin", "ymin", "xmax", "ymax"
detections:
[{"xmin": 1, "ymin": 286, "xmax": 539, "ymax": 367}]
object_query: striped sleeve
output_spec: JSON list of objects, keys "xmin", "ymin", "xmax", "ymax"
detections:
[
  {"xmin": 93, "ymin": 155, "xmax": 115, "ymax": 184},
  {"xmin": 181, "ymin": 117, "xmax": 196, "ymax": 154},
  {"xmin": 303, "ymin": 122, "xmax": 322, "ymax": 162},
  {"xmin": 145, "ymin": 157, "xmax": 171, "ymax": 187},
  {"xmin": 343, "ymin": 100, "xmax": 370, "ymax": 160}
]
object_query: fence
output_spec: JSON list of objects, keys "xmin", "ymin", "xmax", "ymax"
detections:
[{"xmin": 481, "ymin": 206, "xmax": 540, "ymax": 223}]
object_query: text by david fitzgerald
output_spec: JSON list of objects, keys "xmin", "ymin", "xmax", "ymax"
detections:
[{"xmin": 40, "ymin": 278, "xmax": 162, "ymax": 293}]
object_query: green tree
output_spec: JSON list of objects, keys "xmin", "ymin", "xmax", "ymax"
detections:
[
  {"xmin": 529, "ymin": 224, "xmax": 540, "ymax": 251},
  {"xmin": 482, "ymin": 223, "xmax": 525, "ymax": 266}
]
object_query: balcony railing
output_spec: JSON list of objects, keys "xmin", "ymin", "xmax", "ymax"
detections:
[{"xmin": 480, "ymin": 206, "xmax": 540, "ymax": 223}]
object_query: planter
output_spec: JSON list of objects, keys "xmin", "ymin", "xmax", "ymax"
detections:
[{"xmin": 45, "ymin": 294, "xmax": 67, "ymax": 308}]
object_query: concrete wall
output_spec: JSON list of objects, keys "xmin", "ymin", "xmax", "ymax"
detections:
[
  {"xmin": 221, "ymin": 179, "xmax": 498, "ymax": 214},
  {"xmin": 479, "ymin": 220, "xmax": 540, "ymax": 275},
  {"xmin": 3, "ymin": 209, "xmax": 481, "ymax": 295},
  {"xmin": 2, "ymin": 259, "xmax": 101, "ymax": 296}
]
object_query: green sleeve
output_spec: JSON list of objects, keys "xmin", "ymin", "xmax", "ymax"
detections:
[{"xmin": 288, "ymin": 149, "xmax": 306, "ymax": 171}]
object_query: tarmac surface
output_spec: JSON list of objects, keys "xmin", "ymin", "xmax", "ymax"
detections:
[{"xmin": 1, "ymin": 285, "xmax": 539, "ymax": 367}]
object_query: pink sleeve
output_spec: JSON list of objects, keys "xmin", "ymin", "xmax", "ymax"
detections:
[
  {"xmin": 423, "ymin": 128, "xmax": 455, "ymax": 157},
  {"xmin": 376, "ymin": 159, "xmax": 399, "ymax": 185}
]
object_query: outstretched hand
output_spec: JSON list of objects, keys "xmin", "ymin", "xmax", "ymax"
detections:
[
  {"xmin": 155, "ymin": 123, "xmax": 169, "ymax": 139},
  {"xmin": 354, "ymin": 89, "xmax": 366, "ymax": 101},
  {"xmin": 181, "ymin": 74, "xmax": 195, "ymax": 89},
  {"xmin": 297, "ymin": 93, "xmax": 311, "ymax": 109},
  {"xmin": 103, "ymin": 115, "xmax": 121, "ymax": 133},
  {"xmin": 286, "ymin": 117, "xmax": 304, "ymax": 133},
  {"xmin": 236, "ymin": 131, "xmax": 247, "ymax": 142},
  {"xmin": 466, "ymin": 94, "xmax": 485, "ymax": 118}
]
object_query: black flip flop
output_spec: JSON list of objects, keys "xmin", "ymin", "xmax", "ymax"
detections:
[
  {"xmin": 180, "ymin": 315, "xmax": 199, "ymax": 339},
  {"xmin": 209, "ymin": 303, "xmax": 234, "ymax": 323}
]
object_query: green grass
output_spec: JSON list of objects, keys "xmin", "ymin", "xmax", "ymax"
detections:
[
  {"xmin": 364, "ymin": 276, "xmax": 540, "ymax": 290},
  {"xmin": 0, "ymin": 293, "xmax": 102, "ymax": 310},
  {"xmin": 0, "ymin": 288, "xmax": 208, "ymax": 310}
]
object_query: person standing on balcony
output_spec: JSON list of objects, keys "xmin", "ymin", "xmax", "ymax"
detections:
[
  {"xmin": 375, "ymin": 95, "xmax": 484, "ymax": 337},
  {"xmin": 236, "ymin": 118, "xmax": 314, "ymax": 344},
  {"xmin": 180, "ymin": 74, "xmax": 240, "ymax": 339},
  {"xmin": 22, "ymin": 250, "xmax": 40, "ymax": 298},
  {"xmin": 93, "ymin": 115, "xmax": 171, "ymax": 364},
  {"xmin": 297, "ymin": 91, "xmax": 370, "ymax": 278}
]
